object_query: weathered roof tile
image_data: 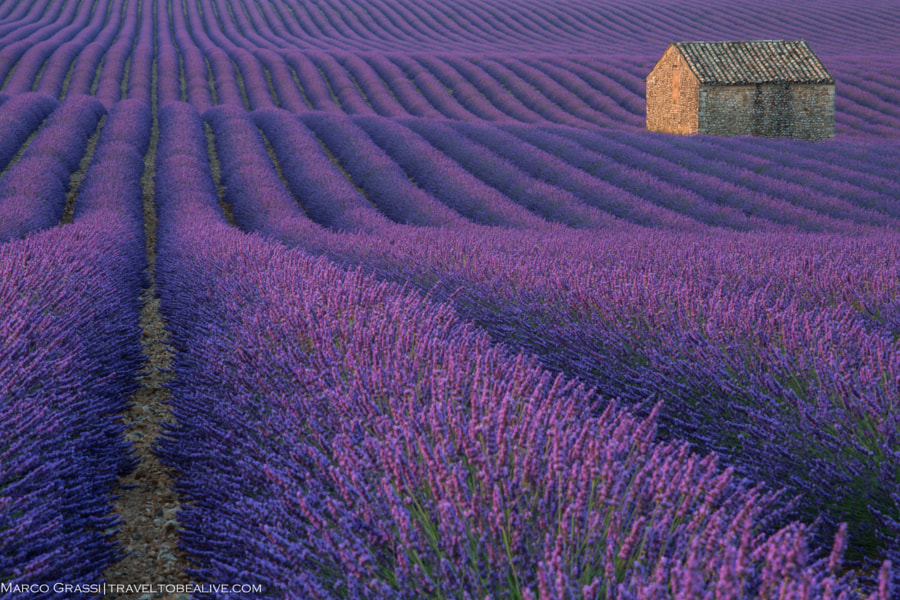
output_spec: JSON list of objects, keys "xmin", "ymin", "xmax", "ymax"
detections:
[{"xmin": 673, "ymin": 40, "xmax": 834, "ymax": 85}]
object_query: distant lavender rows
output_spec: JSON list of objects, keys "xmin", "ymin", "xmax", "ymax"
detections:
[
  {"xmin": 153, "ymin": 101, "xmax": 891, "ymax": 599},
  {"xmin": 3, "ymin": 98, "xmax": 898, "ymax": 247},
  {"xmin": 0, "ymin": 0, "xmax": 896, "ymax": 55},
  {"xmin": 0, "ymin": 0, "xmax": 898, "ymax": 136}
]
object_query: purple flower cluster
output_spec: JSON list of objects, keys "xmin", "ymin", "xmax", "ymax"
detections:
[
  {"xmin": 263, "ymin": 224, "xmax": 900, "ymax": 572},
  {"xmin": 0, "ymin": 224, "xmax": 139, "ymax": 595}
]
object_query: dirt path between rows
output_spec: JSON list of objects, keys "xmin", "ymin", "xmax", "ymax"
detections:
[{"xmin": 101, "ymin": 56, "xmax": 192, "ymax": 599}]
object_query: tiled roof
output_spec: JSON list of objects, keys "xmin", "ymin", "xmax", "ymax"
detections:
[{"xmin": 673, "ymin": 40, "xmax": 834, "ymax": 85}]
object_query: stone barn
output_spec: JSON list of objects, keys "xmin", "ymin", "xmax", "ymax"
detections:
[{"xmin": 646, "ymin": 40, "xmax": 835, "ymax": 140}]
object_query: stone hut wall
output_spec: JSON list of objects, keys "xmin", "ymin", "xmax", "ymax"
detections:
[
  {"xmin": 698, "ymin": 83, "xmax": 834, "ymax": 140},
  {"xmin": 646, "ymin": 46, "xmax": 699, "ymax": 134},
  {"xmin": 785, "ymin": 84, "xmax": 835, "ymax": 140}
]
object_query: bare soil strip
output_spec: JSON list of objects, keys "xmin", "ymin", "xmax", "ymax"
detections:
[
  {"xmin": 60, "ymin": 114, "xmax": 105, "ymax": 225},
  {"xmin": 102, "ymin": 57, "xmax": 192, "ymax": 600},
  {"xmin": 204, "ymin": 120, "xmax": 236, "ymax": 226}
]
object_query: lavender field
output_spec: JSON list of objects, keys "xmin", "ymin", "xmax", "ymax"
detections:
[{"xmin": 1, "ymin": 0, "xmax": 899, "ymax": 598}]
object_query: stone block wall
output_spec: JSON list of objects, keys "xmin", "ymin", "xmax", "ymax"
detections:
[
  {"xmin": 786, "ymin": 84, "xmax": 835, "ymax": 140},
  {"xmin": 698, "ymin": 83, "xmax": 834, "ymax": 140}
]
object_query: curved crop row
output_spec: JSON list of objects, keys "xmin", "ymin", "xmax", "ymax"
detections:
[
  {"xmin": 252, "ymin": 108, "xmax": 390, "ymax": 231},
  {"xmin": 0, "ymin": 0, "xmax": 73, "ymax": 87},
  {"xmin": 337, "ymin": 53, "xmax": 410, "ymax": 117},
  {"xmin": 122, "ymin": 0, "xmax": 155, "ymax": 104},
  {"xmin": 307, "ymin": 51, "xmax": 377, "ymax": 115},
  {"xmin": 0, "ymin": 0, "xmax": 54, "ymax": 38},
  {"xmin": 360, "ymin": 53, "xmax": 442, "ymax": 117},
  {"xmin": 0, "ymin": 0, "xmax": 98, "ymax": 96},
  {"xmin": 0, "ymin": 92, "xmax": 58, "ymax": 172},
  {"xmin": 587, "ymin": 130, "xmax": 900, "ymax": 228},
  {"xmin": 402, "ymin": 118, "xmax": 632, "ymax": 229},
  {"xmin": 300, "ymin": 112, "xmax": 468, "ymax": 227},
  {"xmin": 449, "ymin": 120, "xmax": 718, "ymax": 230},
  {"xmin": 413, "ymin": 55, "xmax": 513, "ymax": 122},
  {"xmin": 202, "ymin": 104, "xmax": 307, "ymax": 235},
  {"xmin": 354, "ymin": 114, "xmax": 551, "ymax": 228},
  {"xmin": 62, "ymin": 0, "xmax": 128, "ymax": 99},
  {"xmin": 31, "ymin": 0, "xmax": 114, "ymax": 99},
  {"xmin": 503, "ymin": 126, "xmax": 861, "ymax": 232},
  {"xmin": 0, "ymin": 94, "xmax": 105, "ymax": 242},
  {"xmin": 93, "ymin": 0, "xmax": 141, "ymax": 108},
  {"xmin": 389, "ymin": 54, "xmax": 480, "ymax": 121}
]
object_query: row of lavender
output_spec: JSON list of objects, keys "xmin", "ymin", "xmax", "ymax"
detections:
[
  {"xmin": 1, "ymin": 0, "xmax": 899, "ymax": 136},
  {"xmin": 200, "ymin": 107, "xmax": 900, "ymax": 575},
  {"xmin": 0, "ymin": 94, "xmax": 104, "ymax": 242},
  {"xmin": 266, "ymin": 110, "xmax": 900, "ymax": 233},
  {"xmin": 0, "ymin": 99, "xmax": 150, "ymax": 595},
  {"xmin": 154, "ymin": 100, "xmax": 891, "ymax": 599},
  {"xmin": 0, "ymin": 0, "xmax": 651, "ymax": 127},
  {"xmin": 1, "ymin": 0, "xmax": 895, "ymax": 54},
  {"xmin": 3, "ymin": 93, "xmax": 899, "ymax": 246}
]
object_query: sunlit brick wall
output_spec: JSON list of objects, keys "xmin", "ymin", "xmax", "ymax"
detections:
[{"xmin": 646, "ymin": 46, "xmax": 699, "ymax": 134}]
